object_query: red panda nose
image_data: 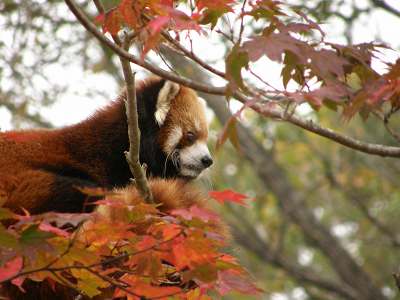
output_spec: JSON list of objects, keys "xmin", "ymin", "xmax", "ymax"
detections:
[{"xmin": 201, "ymin": 156, "xmax": 213, "ymax": 168}]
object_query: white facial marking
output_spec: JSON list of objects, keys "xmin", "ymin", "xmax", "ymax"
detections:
[
  {"xmin": 179, "ymin": 141, "xmax": 211, "ymax": 177},
  {"xmin": 155, "ymin": 81, "xmax": 180, "ymax": 126},
  {"xmin": 194, "ymin": 119, "xmax": 201, "ymax": 132},
  {"xmin": 164, "ymin": 126, "xmax": 183, "ymax": 154},
  {"xmin": 180, "ymin": 168, "xmax": 202, "ymax": 178}
]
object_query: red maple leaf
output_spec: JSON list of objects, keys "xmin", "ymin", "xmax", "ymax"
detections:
[
  {"xmin": 0, "ymin": 256, "xmax": 23, "ymax": 282},
  {"xmin": 171, "ymin": 205, "xmax": 220, "ymax": 222},
  {"xmin": 209, "ymin": 190, "xmax": 250, "ymax": 206},
  {"xmin": 102, "ymin": 9, "xmax": 122, "ymax": 35}
]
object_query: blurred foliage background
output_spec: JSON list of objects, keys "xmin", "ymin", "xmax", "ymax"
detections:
[{"xmin": 1, "ymin": 0, "xmax": 400, "ymax": 299}]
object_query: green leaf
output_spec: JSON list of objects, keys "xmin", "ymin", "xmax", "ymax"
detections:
[
  {"xmin": 0, "ymin": 207, "xmax": 16, "ymax": 220},
  {"xmin": 199, "ymin": 9, "xmax": 224, "ymax": 29},
  {"xmin": 20, "ymin": 224, "xmax": 54, "ymax": 245},
  {"xmin": 0, "ymin": 224, "xmax": 18, "ymax": 249},
  {"xmin": 71, "ymin": 269, "xmax": 109, "ymax": 297},
  {"xmin": 226, "ymin": 45, "xmax": 249, "ymax": 91},
  {"xmin": 346, "ymin": 72, "xmax": 362, "ymax": 91},
  {"xmin": 216, "ymin": 117, "xmax": 241, "ymax": 152}
]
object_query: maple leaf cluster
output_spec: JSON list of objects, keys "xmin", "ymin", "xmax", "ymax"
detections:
[
  {"xmin": 97, "ymin": 1, "xmax": 398, "ymax": 120},
  {"xmin": 94, "ymin": 0, "xmax": 399, "ymax": 130},
  {"xmin": 95, "ymin": 0, "xmax": 235, "ymax": 57},
  {"xmin": 226, "ymin": 2, "xmax": 400, "ymax": 119},
  {"xmin": 0, "ymin": 189, "xmax": 258, "ymax": 299}
]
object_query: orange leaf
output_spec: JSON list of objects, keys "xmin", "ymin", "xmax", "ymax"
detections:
[
  {"xmin": 172, "ymin": 236, "xmax": 217, "ymax": 270},
  {"xmin": 209, "ymin": 190, "xmax": 250, "ymax": 206},
  {"xmin": 103, "ymin": 9, "xmax": 122, "ymax": 35},
  {"xmin": 119, "ymin": 0, "xmax": 140, "ymax": 29},
  {"xmin": 216, "ymin": 117, "xmax": 240, "ymax": 151},
  {"xmin": 136, "ymin": 235, "xmax": 157, "ymax": 251},
  {"xmin": 117, "ymin": 275, "xmax": 182, "ymax": 299}
]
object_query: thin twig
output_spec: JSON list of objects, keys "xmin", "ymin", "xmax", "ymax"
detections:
[
  {"xmin": 370, "ymin": 0, "xmax": 400, "ymax": 18},
  {"xmin": 119, "ymin": 39, "xmax": 153, "ymax": 203},
  {"xmin": 123, "ymin": 70, "xmax": 153, "ymax": 203},
  {"xmin": 373, "ymin": 111, "xmax": 400, "ymax": 143},
  {"xmin": 92, "ymin": 0, "xmax": 104, "ymax": 14},
  {"xmin": 1, "ymin": 230, "xmax": 183, "ymax": 284},
  {"xmin": 91, "ymin": 0, "xmax": 153, "ymax": 203},
  {"xmin": 237, "ymin": 0, "xmax": 247, "ymax": 45}
]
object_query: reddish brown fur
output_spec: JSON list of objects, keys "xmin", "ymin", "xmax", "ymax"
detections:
[
  {"xmin": 158, "ymin": 87, "xmax": 208, "ymax": 151},
  {"xmin": 99, "ymin": 179, "xmax": 220, "ymax": 223},
  {"xmin": 0, "ymin": 130, "xmax": 74, "ymax": 212},
  {"xmin": 0, "ymin": 77, "xmax": 215, "ymax": 299},
  {"xmin": 0, "ymin": 77, "xmax": 209, "ymax": 214}
]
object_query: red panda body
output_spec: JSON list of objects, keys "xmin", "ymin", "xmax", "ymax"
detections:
[{"xmin": 0, "ymin": 77, "xmax": 212, "ymax": 214}]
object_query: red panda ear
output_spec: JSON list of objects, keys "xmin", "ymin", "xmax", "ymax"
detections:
[{"xmin": 155, "ymin": 81, "xmax": 180, "ymax": 126}]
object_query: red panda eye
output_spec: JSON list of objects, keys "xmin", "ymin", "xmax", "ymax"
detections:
[{"xmin": 186, "ymin": 131, "xmax": 196, "ymax": 143}]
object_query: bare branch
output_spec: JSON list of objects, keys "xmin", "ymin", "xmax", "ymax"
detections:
[
  {"xmin": 91, "ymin": 0, "xmax": 153, "ymax": 203},
  {"xmin": 92, "ymin": 0, "xmax": 104, "ymax": 15},
  {"xmin": 373, "ymin": 111, "xmax": 400, "ymax": 144},
  {"xmin": 370, "ymin": 0, "xmax": 400, "ymax": 18},
  {"xmin": 119, "ymin": 39, "xmax": 153, "ymax": 203},
  {"xmin": 253, "ymin": 104, "xmax": 400, "ymax": 157},
  {"xmin": 237, "ymin": 0, "xmax": 247, "ymax": 45},
  {"xmin": 122, "ymin": 70, "xmax": 153, "ymax": 203}
]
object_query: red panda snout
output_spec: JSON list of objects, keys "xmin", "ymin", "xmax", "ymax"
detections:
[{"xmin": 178, "ymin": 140, "xmax": 213, "ymax": 178}]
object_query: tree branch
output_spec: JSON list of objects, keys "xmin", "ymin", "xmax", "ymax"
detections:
[
  {"xmin": 66, "ymin": 0, "xmax": 400, "ymax": 159},
  {"xmin": 91, "ymin": 0, "xmax": 153, "ymax": 203},
  {"xmin": 64, "ymin": 0, "xmax": 400, "ymax": 159},
  {"xmin": 122, "ymin": 70, "xmax": 153, "ymax": 203},
  {"xmin": 370, "ymin": 0, "xmax": 400, "ymax": 18},
  {"xmin": 64, "ymin": 0, "xmax": 225, "ymax": 95}
]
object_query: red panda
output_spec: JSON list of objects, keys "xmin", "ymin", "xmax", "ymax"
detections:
[
  {"xmin": 0, "ymin": 77, "xmax": 219, "ymax": 299},
  {"xmin": 0, "ymin": 77, "xmax": 213, "ymax": 215}
]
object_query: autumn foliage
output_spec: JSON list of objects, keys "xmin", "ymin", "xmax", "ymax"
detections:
[
  {"xmin": 94, "ymin": 0, "xmax": 399, "ymax": 122},
  {"xmin": 0, "ymin": 189, "xmax": 258, "ymax": 299},
  {"xmin": 2, "ymin": 0, "xmax": 400, "ymax": 299}
]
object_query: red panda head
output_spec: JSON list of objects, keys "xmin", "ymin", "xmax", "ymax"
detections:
[{"xmin": 155, "ymin": 81, "xmax": 213, "ymax": 179}]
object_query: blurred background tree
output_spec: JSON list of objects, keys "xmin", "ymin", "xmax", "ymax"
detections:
[{"xmin": 1, "ymin": 0, "xmax": 400, "ymax": 299}]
